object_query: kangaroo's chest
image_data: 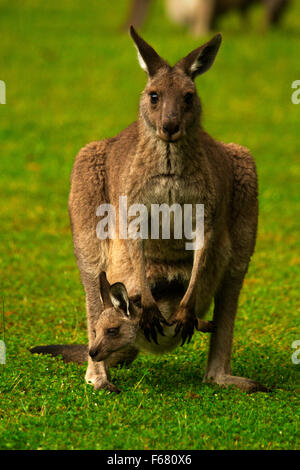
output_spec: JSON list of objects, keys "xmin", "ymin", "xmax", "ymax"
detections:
[
  {"xmin": 143, "ymin": 174, "xmax": 202, "ymax": 206},
  {"xmin": 143, "ymin": 146, "xmax": 205, "ymax": 205},
  {"xmin": 122, "ymin": 149, "xmax": 209, "ymax": 262},
  {"xmin": 123, "ymin": 143, "xmax": 207, "ymax": 206}
]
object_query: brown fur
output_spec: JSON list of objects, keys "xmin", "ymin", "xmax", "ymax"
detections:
[{"xmin": 64, "ymin": 28, "xmax": 268, "ymax": 393}]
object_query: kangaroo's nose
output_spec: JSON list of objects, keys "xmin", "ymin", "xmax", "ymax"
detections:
[
  {"xmin": 89, "ymin": 348, "xmax": 98, "ymax": 359},
  {"xmin": 162, "ymin": 122, "xmax": 180, "ymax": 137}
]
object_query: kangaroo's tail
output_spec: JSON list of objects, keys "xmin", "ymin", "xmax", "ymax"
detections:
[{"xmin": 30, "ymin": 344, "xmax": 88, "ymax": 364}]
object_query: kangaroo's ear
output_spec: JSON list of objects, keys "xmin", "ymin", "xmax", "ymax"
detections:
[
  {"xmin": 99, "ymin": 272, "xmax": 113, "ymax": 309},
  {"xmin": 176, "ymin": 33, "xmax": 222, "ymax": 80},
  {"xmin": 130, "ymin": 25, "xmax": 168, "ymax": 76},
  {"xmin": 110, "ymin": 283, "xmax": 131, "ymax": 317}
]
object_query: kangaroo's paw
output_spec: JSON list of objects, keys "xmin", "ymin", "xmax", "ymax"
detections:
[
  {"xmin": 93, "ymin": 378, "xmax": 121, "ymax": 394},
  {"xmin": 85, "ymin": 370, "xmax": 121, "ymax": 394},
  {"xmin": 203, "ymin": 374, "xmax": 270, "ymax": 393},
  {"xmin": 196, "ymin": 319, "xmax": 215, "ymax": 333},
  {"xmin": 169, "ymin": 306, "xmax": 198, "ymax": 346},
  {"xmin": 140, "ymin": 303, "xmax": 168, "ymax": 344}
]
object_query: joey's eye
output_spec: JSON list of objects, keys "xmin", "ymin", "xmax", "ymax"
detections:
[
  {"xmin": 106, "ymin": 327, "xmax": 120, "ymax": 336},
  {"xmin": 150, "ymin": 92, "xmax": 159, "ymax": 104},
  {"xmin": 184, "ymin": 92, "xmax": 194, "ymax": 105}
]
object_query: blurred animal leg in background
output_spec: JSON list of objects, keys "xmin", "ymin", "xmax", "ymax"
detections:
[
  {"xmin": 238, "ymin": 0, "xmax": 253, "ymax": 32},
  {"xmin": 264, "ymin": 0, "xmax": 290, "ymax": 26},
  {"xmin": 191, "ymin": 0, "xmax": 216, "ymax": 36},
  {"xmin": 122, "ymin": 0, "xmax": 153, "ymax": 30},
  {"xmin": 166, "ymin": 0, "xmax": 217, "ymax": 37}
]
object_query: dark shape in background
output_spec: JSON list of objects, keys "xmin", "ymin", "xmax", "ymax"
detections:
[{"xmin": 123, "ymin": 0, "xmax": 291, "ymax": 35}]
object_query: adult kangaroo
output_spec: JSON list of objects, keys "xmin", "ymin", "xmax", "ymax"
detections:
[{"xmin": 68, "ymin": 27, "xmax": 266, "ymax": 393}]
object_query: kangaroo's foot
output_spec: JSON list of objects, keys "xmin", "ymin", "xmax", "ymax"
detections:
[
  {"xmin": 140, "ymin": 303, "xmax": 169, "ymax": 344},
  {"xmin": 169, "ymin": 306, "xmax": 198, "ymax": 346},
  {"xmin": 203, "ymin": 373, "xmax": 269, "ymax": 393}
]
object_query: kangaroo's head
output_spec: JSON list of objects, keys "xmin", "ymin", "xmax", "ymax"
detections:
[
  {"xmin": 130, "ymin": 26, "xmax": 222, "ymax": 143},
  {"xmin": 89, "ymin": 272, "xmax": 139, "ymax": 362}
]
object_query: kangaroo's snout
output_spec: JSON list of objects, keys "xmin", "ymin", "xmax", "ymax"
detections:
[
  {"xmin": 89, "ymin": 347, "xmax": 98, "ymax": 359},
  {"xmin": 159, "ymin": 105, "xmax": 182, "ymax": 142},
  {"xmin": 161, "ymin": 121, "xmax": 181, "ymax": 142},
  {"xmin": 89, "ymin": 344, "xmax": 107, "ymax": 362}
]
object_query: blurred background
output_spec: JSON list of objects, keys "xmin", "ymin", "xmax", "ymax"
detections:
[{"xmin": 0, "ymin": 0, "xmax": 299, "ymax": 450}]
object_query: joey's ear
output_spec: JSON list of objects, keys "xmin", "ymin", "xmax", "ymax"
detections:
[
  {"xmin": 176, "ymin": 33, "xmax": 222, "ymax": 80},
  {"xmin": 110, "ymin": 283, "xmax": 131, "ymax": 317},
  {"xmin": 130, "ymin": 25, "xmax": 168, "ymax": 76},
  {"xmin": 99, "ymin": 272, "xmax": 113, "ymax": 309}
]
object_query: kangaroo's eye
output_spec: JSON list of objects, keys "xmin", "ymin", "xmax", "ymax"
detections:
[
  {"xmin": 106, "ymin": 327, "xmax": 120, "ymax": 336},
  {"xmin": 184, "ymin": 92, "xmax": 194, "ymax": 105},
  {"xmin": 150, "ymin": 92, "xmax": 159, "ymax": 104}
]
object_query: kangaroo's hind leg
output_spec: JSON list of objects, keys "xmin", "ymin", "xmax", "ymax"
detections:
[
  {"xmin": 204, "ymin": 272, "xmax": 268, "ymax": 393},
  {"xmin": 204, "ymin": 143, "xmax": 269, "ymax": 393}
]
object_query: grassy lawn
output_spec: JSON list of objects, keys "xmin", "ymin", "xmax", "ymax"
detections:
[{"xmin": 0, "ymin": 0, "xmax": 299, "ymax": 450}]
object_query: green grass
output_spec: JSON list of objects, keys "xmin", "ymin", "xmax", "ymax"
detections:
[{"xmin": 0, "ymin": 0, "xmax": 299, "ymax": 450}]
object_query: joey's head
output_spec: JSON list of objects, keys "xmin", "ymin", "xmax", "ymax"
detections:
[
  {"xmin": 88, "ymin": 272, "xmax": 139, "ymax": 363},
  {"xmin": 130, "ymin": 26, "xmax": 222, "ymax": 143}
]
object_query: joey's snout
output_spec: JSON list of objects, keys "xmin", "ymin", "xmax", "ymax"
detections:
[
  {"xmin": 89, "ymin": 347, "xmax": 98, "ymax": 360},
  {"xmin": 89, "ymin": 345, "xmax": 107, "ymax": 362}
]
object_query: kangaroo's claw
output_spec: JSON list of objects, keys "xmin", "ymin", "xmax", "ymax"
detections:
[
  {"xmin": 140, "ymin": 304, "xmax": 167, "ymax": 343},
  {"xmin": 179, "ymin": 317, "xmax": 198, "ymax": 346},
  {"xmin": 169, "ymin": 306, "xmax": 198, "ymax": 346}
]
